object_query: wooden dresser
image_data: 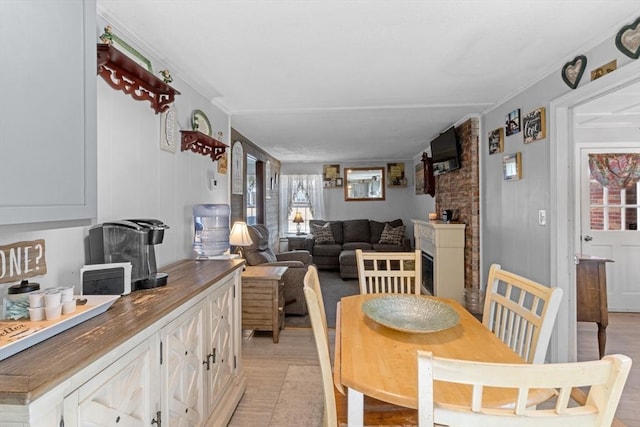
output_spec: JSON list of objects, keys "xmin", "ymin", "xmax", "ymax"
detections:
[{"xmin": 576, "ymin": 254, "xmax": 614, "ymax": 359}]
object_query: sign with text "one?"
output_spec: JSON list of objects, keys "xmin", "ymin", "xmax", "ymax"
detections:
[{"xmin": 0, "ymin": 240, "xmax": 47, "ymax": 284}]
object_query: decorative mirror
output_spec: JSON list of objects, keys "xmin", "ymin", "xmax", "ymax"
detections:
[{"xmin": 344, "ymin": 167, "xmax": 385, "ymax": 201}]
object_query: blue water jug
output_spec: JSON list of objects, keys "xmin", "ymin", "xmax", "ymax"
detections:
[{"xmin": 193, "ymin": 204, "xmax": 230, "ymax": 257}]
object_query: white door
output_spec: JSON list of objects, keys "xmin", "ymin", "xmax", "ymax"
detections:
[{"xmin": 580, "ymin": 148, "xmax": 640, "ymax": 312}]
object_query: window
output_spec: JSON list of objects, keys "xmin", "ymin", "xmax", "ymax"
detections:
[
  {"xmin": 286, "ymin": 183, "xmax": 313, "ymax": 234},
  {"xmin": 246, "ymin": 156, "xmax": 257, "ymax": 225},
  {"xmin": 280, "ymin": 174, "xmax": 325, "ymax": 236},
  {"xmin": 588, "ymin": 153, "xmax": 639, "ymax": 231}
]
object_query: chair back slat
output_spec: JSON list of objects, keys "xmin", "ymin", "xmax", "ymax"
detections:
[
  {"xmin": 356, "ymin": 249, "xmax": 422, "ymax": 295},
  {"xmin": 417, "ymin": 350, "xmax": 632, "ymax": 426},
  {"xmin": 483, "ymin": 264, "xmax": 563, "ymax": 364}
]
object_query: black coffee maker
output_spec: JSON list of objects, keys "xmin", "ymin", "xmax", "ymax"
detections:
[{"xmin": 89, "ymin": 219, "xmax": 170, "ymax": 290}]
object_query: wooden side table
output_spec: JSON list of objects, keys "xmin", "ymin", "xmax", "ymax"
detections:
[
  {"xmin": 241, "ymin": 265, "xmax": 288, "ymax": 343},
  {"xmin": 576, "ymin": 254, "xmax": 614, "ymax": 359},
  {"xmin": 287, "ymin": 235, "xmax": 307, "ymax": 251}
]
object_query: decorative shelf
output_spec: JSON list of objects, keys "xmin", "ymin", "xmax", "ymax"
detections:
[
  {"xmin": 180, "ymin": 130, "xmax": 228, "ymax": 161},
  {"xmin": 97, "ymin": 43, "xmax": 180, "ymax": 114}
]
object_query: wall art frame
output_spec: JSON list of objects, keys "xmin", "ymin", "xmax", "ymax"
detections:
[
  {"xmin": 231, "ymin": 141, "xmax": 244, "ymax": 195},
  {"xmin": 160, "ymin": 105, "xmax": 177, "ymax": 153},
  {"xmin": 323, "ymin": 164, "xmax": 340, "ymax": 188},
  {"xmin": 590, "ymin": 59, "xmax": 617, "ymax": 81},
  {"xmin": 386, "ymin": 162, "xmax": 407, "ymax": 187},
  {"xmin": 561, "ymin": 55, "xmax": 587, "ymax": 89},
  {"xmin": 615, "ymin": 16, "xmax": 640, "ymax": 59},
  {"xmin": 505, "ymin": 109, "xmax": 521, "ymax": 136},
  {"xmin": 503, "ymin": 152, "xmax": 522, "ymax": 181},
  {"xmin": 415, "ymin": 163, "xmax": 425, "ymax": 195},
  {"xmin": 522, "ymin": 107, "xmax": 546, "ymax": 144},
  {"xmin": 488, "ymin": 128, "xmax": 504, "ymax": 154}
]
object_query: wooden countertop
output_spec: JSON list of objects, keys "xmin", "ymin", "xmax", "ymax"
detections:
[{"xmin": 0, "ymin": 258, "xmax": 244, "ymax": 405}]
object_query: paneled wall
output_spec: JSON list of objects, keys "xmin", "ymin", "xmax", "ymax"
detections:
[
  {"xmin": 230, "ymin": 129, "xmax": 281, "ymax": 249},
  {"xmin": 434, "ymin": 116, "xmax": 480, "ymax": 290}
]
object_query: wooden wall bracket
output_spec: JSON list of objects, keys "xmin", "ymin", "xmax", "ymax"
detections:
[
  {"xmin": 97, "ymin": 44, "xmax": 180, "ymax": 114},
  {"xmin": 180, "ymin": 130, "xmax": 228, "ymax": 161}
]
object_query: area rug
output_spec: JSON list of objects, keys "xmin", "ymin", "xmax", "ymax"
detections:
[
  {"xmin": 269, "ymin": 364, "xmax": 324, "ymax": 426},
  {"xmin": 285, "ymin": 270, "xmax": 360, "ymax": 329}
]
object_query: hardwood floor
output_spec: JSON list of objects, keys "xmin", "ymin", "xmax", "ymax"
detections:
[
  {"xmin": 230, "ymin": 313, "xmax": 639, "ymax": 427},
  {"xmin": 577, "ymin": 312, "xmax": 639, "ymax": 426}
]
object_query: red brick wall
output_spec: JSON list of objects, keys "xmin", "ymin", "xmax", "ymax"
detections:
[
  {"xmin": 589, "ymin": 181, "xmax": 638, "ymax": 230},
  {"xmin": 435, "ymin": 117, "xmax": 480, "ymax": 290}
]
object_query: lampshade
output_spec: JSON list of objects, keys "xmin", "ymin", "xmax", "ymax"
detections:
[
  {"xmin": 229, "ymin": 221, "xmax": 253, "ymax": 247},
  {"xmin": 292, "ymin": 212, "xmax": 304, "ymax": 224}
]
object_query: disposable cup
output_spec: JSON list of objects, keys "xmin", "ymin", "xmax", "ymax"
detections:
[
  {"xmin": 59, "ymin": 286, "xmax": 74, "ymax": 303},
  {"xmin": 44, "ymin": 290, "xmax": 61, "ymax": 307},
  {"xmin": 62, "ymin": 299, "xmax": 76, "ymax": 315},
  {"xmin": 28, "ymin": 307, "xmax": 45, "ymax": 321},
  {"xmin": 28, "ymin": 291, "xmax": 45, "ymax": 308},
  {"xmin": 45, "ymin": 304, "xmax": 62, "ymax": 321}
]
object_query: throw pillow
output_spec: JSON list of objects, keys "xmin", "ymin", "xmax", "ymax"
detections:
[
  {"xmin": 378, "ymin": 224, "xmax": 405, "ymax": 245},
  {"xmin": 310, "ymin": 222, "xmax": 336, "ymax": 244}
]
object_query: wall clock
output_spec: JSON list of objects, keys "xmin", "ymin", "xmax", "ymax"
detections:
[{"xmin": 160, "ymin": 105, "xmax": 177, "ymax": 152}]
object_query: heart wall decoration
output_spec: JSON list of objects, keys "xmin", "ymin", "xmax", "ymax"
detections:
[
  {"xmin": 561, "ymin": 55, "xmax": 587, "ymax": 89},
  {"xmin": 615, "ymin": 16, "xmax": 640, "ymax": 59}
]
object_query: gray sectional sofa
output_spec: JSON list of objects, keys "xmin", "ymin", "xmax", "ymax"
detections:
[{"xmin": 304, "ymin": 218, "xmax": 411, "ymax": 278}]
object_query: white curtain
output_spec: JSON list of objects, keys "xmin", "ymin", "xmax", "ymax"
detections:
[{"xmin": 279, "ymin": 174, "xmax": 325, "ymax": 235}]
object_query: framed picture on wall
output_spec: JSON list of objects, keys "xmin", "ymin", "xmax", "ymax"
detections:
[
  {"xmin": 415, "ymin": 163, "xmax": 425, "ymax": 195},
  {"xmin": 503, "ymin": 152, "xmax": 522, "ymax": 181},
  {"xmin": 522, "ymin": 107, "xmax": 546, "ymax": 144},
  {"xmin": 488, "ymin": 128, "xmax": 504, "ymax": 154},
  {"xmin": 387, "ymin": 162, "xmax": 407, "ymax": 187},
  {"xmin": 505, "ymin": 109, "xmax": 521, "ymax": 136},
  {"xmin": 231, "ymin": 141, "xmax": 244, "ymax": 195},
  {"xmin": 323, "ymin": 164, "xmax": 340, "ymax": 188}
]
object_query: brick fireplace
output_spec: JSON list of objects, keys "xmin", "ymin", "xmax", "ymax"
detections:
[{"xmin": 434, "ymin": 117, "xmax": 480, "ymax": 290}]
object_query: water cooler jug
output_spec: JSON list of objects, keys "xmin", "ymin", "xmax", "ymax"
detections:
[{"xmin": 193, "ymin": 204, "xmax": 230, "ymax": 257}]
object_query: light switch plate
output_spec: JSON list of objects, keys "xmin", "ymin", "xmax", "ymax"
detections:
[{"xmin": 538, "ymin": 209, "xmax": 547, "ymax": 226}]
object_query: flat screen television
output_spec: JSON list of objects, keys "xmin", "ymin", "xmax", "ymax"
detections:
[{"xmin": 430, "ymin": 127, "xmax": 460, "ymax": 175}]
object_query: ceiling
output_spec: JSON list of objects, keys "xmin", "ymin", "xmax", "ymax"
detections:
[{"xmin": 97, "ymin": 1, "xmax": 640, "ymax": 163}]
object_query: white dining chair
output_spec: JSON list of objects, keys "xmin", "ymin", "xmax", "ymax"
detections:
[
  {"xmin": 417, "ymin": 350, "xmax": 632, "ymax": 427},
  {"xmin": 303, "ymin": 267, "xmax": 417, "ymax": 427},
  {"xmin": 356, "ymin": 249, "xmax": 422, "ymax": 295},
  {"xmin": 482, "ymin": 263, "xmax": 563, "ymax": 364}
]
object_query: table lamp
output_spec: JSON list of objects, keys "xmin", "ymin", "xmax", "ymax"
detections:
[
  {"xmin": 229, "ymin": 221, "xmax": 253, "ymax": 258},
  {"xmin": 292, "ymin": 212, "xmax": 304, "ymax": 235}
]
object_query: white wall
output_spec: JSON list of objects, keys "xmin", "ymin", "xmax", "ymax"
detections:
[
  {"xmin": 0, "ymin": 19, "xmax": 230, "ymax": 293},
  {"xmin": 481, "ymin": 27, "xmax": 638, "ymax": 287}
]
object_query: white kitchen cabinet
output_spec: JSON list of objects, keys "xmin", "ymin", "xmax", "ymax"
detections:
[
  {"xmin": 72, "ymin": 339, "xmax": 158, "ymax": 426},
  {"xmin": 160, "ymin": 273, "xmax": 242, "ymax": 427},
  {"xmin": 0, "ymin": 0, "xmax": 97, "ymax": 224},
  {"xmin": 161, "ymin": 300, "xmax": 206, "ymax": 426},
  {"xmin": 0, "ymin": 263, "xmax": 245, "ymax": 427},
  {"xmin": 205, "ymin": 282, "xmax": 236, "ymax": 419}
]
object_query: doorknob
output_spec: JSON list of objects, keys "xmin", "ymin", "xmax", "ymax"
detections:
[{"xmin": 584, "ymin": 235, "xmax": 593, "ymax": 242}]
